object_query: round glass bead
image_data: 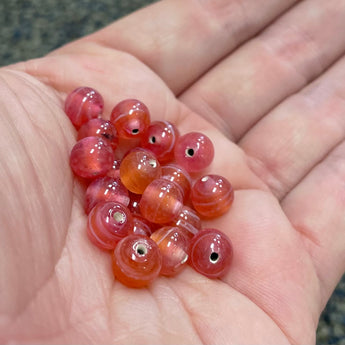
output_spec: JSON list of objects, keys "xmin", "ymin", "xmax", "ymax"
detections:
[
  {"xmin": 64, "ymin": 87, "xmax": 103, "ymax": 129},
  {"xmin": 151, "ymin": 226, "xmax": 190, "ymax": 276},
  {"xmin": 140, "ymin": 121, "xmax": 179, "ymax": 163},
  {"xmin": 110, "ymin": 99, "xmax": 150, "ymax": 139},
  {"xmin": 129, "ymin": 215, "xmax": 153, "ymax": 237},
  {"xmin": 120, "ymin": 148, "xmax": 161, "ymax": 194},
  {"xmin": 127, "ymin": 191, "xmax": 141, "ymax": 215},
  {"xmin": 69, "ymin": 136, "xmax": 114, "ymax": 179},
  {"xmin": 77, "ymin": 118, "xmax": 118, "ymax": 150},
  {"xmin": 112, "ymin": 234, "xmax": 162, "ymax": 288},
  {"xmin": 174, "ymin": 132, "xmax": 214, "ymax": 173},
  {"xmin": 189, "ymin": 228, "xmax": 233, "ymax": 278},
  {"xmin": 191, "ymin": 174, "xmax": 234, "ymax": 218},
  {"xmin": 161, "ymin": 163, "xmax": 192, "ymax": 201},
  {"xmin": 106, "ymin": 159, "xmax": 121, "ymax": 179},
  {"xmin": 87, "ymin": 202, "xmax": 133, "ymax": 250},
  {"xmin": 85, "ymin": 176, "xmax": 130, "ymax": 214},
  {"xmin": 170, "ymin": 206, "xmax": 201, "ymax": 238},
  {"xmin": 139, "ymin": 178, "xmax": 183, "ymax": 224}
]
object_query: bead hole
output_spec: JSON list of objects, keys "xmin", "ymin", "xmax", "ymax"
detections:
[
  {"xmin": 186, "ymin": 148, "xmax": 194, "ymax": 157},
  {"xmin": 136, "ymin": 244, "xmax": 147, "ymax": 256},
  {"xmin": 149, "ymin": 136, "xmax": 156, "ymax": 144},
  {"xmin": 149, "ymin": 159, "xmax": 157, "ymax": 168},
  {"xmin": 210, "ymin": 252, "xmax": 219, "ymax": 263},
  {"xmin": 113, "ymin": 211, "xmax": 126, "ymax": 224},
  {"xmin": 132, "ymin": 128, "xmax": 139, "ymax": 134}
]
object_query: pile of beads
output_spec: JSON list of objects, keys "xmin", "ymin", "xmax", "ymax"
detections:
[{"xmin": 66, "ymin": 87, "xmax": 234, "ymax": 288}]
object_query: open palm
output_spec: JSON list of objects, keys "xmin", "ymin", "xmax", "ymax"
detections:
[{"xmin": 1, "ymin": 0, "xmax": 345, "ymax": 343}]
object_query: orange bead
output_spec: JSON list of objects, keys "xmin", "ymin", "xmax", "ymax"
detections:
[{"xmin": 119, "ymin": 148, "xmax": 161, "ymax": 194}]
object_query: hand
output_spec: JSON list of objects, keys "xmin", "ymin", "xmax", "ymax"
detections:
[{"xmin": 1, "ymin": 0, "xmax": 344, "ymax": 343}]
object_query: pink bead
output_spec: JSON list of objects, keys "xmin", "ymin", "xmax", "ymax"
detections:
[
  {"xmin": 161, "ymin": 163, "xmax": 192, "ymax": 201},
  {"xmin": 85, "ymin": 176, "xmax": 130, "ymax": 214},
  {"xmin": 189, "ymin": 228, "xmax": 233, "ymax": 278},
  {"xmin": 174, "ymin": 132, "xmax": 214, "ymax": 173},
  {"xmin": 151, "ymin": 226, "xmax": 190, "ymax": 276},
  {"xmin": 120, "ymin": 148, "xmax": 161, "ymax": 194},
  {"xmin": 65, "ymin": 87, "xmax": 104, "ymax": 129},
  {"xmin": 171, "ymin": 206, "xmax": 201, "ymax": 238},
  {"xmin": 140, "ymin": 178, "xmax": 183, "ymax": 224},
  {"xmin": 110, "ymin": 99, "xmax": 150, "ymax": 139},
  {"xmin": 191, "ymin": 174, "xmax": 234, "ymax": 218},
  {"xmin": 127, "ymin": 191, "xmax": 142, "ymax": 215},
  {"xmin": 129, "ymin": 215, "xmax": 153, "ymax": 237},
  {"xmin": 78, "ymin": 118, "xmax": 118, "ymax": 151},
  {"xmin": 87, "ymin": 202, "xmax": 133, "ymax": 250},
  {"xmin": 112, "ymin": 235, "xmax": 162, "ymax": 288},
  {"xmin": 69, "ymin": 136, "xmax": 114, "ymax": 179},
  {"xmin": 140, "ymin": 121, "xmax": 179, "ymax": 163},
  {"xmin": 106, "ymin": 159, "xmax": 121, "ymax": 179}
]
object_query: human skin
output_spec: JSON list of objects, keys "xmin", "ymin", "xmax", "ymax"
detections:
[{"xmin": 0, "ymin": 0, "xmax": 345, "ymax": 343}]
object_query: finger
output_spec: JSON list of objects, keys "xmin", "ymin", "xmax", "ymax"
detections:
[
  {"xmin": 239, "ymin": 55, "xmax": 345, "ymax": 199},
  {"xmin": 55, "ymin": 0, "xmax": 299, "ymax": 94},
  {"xmin": 180, "ymin": 0, "xmax": 345, "ymax": 140},
  {"xmin": 281, "ymin": 140, "xmax": 345, "ymax": 307}
]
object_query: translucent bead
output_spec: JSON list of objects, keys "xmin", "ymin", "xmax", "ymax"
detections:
[
  {"xmin": 69, "ymin": 136, "xmax": 114, "ymax": 179},
  {"xmin": 78, "ymin": 118, "xmax": 118, "ymax": 151},
  {"xmin": 161, "ymin": 163, "xmax": 192, "ymax": 201},
  {"xmin": 112, "ymin": 234, "xmax": 162, "ymax": 288},
  {"xmin": 127, "ymin": 191, "xmax": 142, "ymax": 215},
  {"xmin": 191, "ymin": 174, "xmax": 234, "ymax": 218},
  {"xmin": 151, "ymin": 226, "xmax": 190, "ymax": 276},
  {"xmin": 140, "ymin": 121, "xmax": 179, "ymax": 163},
  {"xmin": 64, "ymin": 87, "xmax": 103, "ymax": 129},
  {"xmin": 129, "ymin": 215, "xmax": 153, "ymax": 237},
  {"xmin": 139, "ymin": 178, "xmax": 183, "ymax": 224},
  {"xmin": 85, "ymin": 176, "xmax": 130, "ymax": 214},
  {"xmin": 171, "ymin": 206, "xmax": 201, "ymax": 238},
  {"xmin": 120, "ymin": 148, "xmax": 161, "ymax": 194},
  {"xmin": 87, "ymin": 202, "xmax": 133, "ymax": 250},
  {"xmin": 189, "ymin": 228, "xmax": 233, "ymax": 278},
  {"xmin": 110, "ymin": 99, "xmax": 150, "ymax": 139},
  {"xmin": 106, "ymin": 159, "xmax": 121, "ymax": 179},
  {"xmin": 174, "ymin": 132, "xmax": 214, "ymax": 173}
]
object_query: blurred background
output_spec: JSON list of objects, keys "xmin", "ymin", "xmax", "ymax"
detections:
[{"xmin": 0, "ymin": 0, "xmax": 344, "ymax": 343}]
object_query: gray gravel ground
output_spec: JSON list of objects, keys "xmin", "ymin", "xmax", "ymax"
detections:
[{"xmin": 0, "ymin": 0, "xmax": 344, "ymax": 343}]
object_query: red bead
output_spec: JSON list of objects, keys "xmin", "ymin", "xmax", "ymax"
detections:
[
  {"xmin": 87, "ymin": 202, "xmax": 133, "ymax": 250},
  {"xmin": 140, "ymin": 178, "xmax": 183, "ymax": 224},
  {"xmin": 65, "ymin": 87, "xmax": 103, "ymax": 129},
  {"xmin": 189, "ymin": 228, "xmax": 233, "ymax": 278},
  {"xmin": 120, "ymin": 148, "xmax": 161, "ymax": 194},
  {"xmin": 140, "ymin": 121, "xmax": 179, "ymax": 163},
  {"xmin": 129, "ymin": 215, "xmax": 153, "ymax": 237},
  {"xmin": 69, "ymin": 136, "xmax": 114, "ymax": 179},
  {"xmin": 161, "ymin": 163, "xmax": 192, "ymax": 201},
  {"xmin": 110, "ymin": 99, "xmax": 150, "ymax": 139},
  {"xmin": 112, "ymin": 235, "xmax": 162, "ymax": 288},
  {"xmin": 174, "ymin": 132, "xmax": 214, "ymax": 173},
  {"xmin": 85, "ymin": 176, "xmax": 130, "ymax": 214},
  {"xmin": 191, "ymin": 174, "xmax": 234, "ymax": 218},
  {"xmin": 171, "ymin": 206, "xmax": 201, "ymax": 238},
  {"xmin": 127, "ymin": 191, "xmax": 141, "ymax": 215},
  {"xmin": 106, "ymin": 159, "xmax": 121, "ymax": 179},
  {"xmin": 151, "ymin": 226, "xmax": 190, "ymax": 276},
  {"xmin": 78, "ymin": 118, "xmax": 118, "ymax": 150}
]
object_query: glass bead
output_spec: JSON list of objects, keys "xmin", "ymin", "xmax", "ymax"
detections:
[
  {"xmin": 151, "ymin": 226, "xmax": 190, "ymax": 276},
  {"xmin": 119, "ymin": 148, "xmax": 161, "ymax": 194},
  {"xmin": 139, "ymin": 178, "xmax": 183, "ymax": 224},
  {"xmin": 110, "ymin": 99, "xmax": 150, "ymax": 139},
  {"xmin": 174, "ymin": 132, "xmax": 214, "ymax": 173},
  {"xmin": 78, "ymin": 118, "xmax": 118, "ymax": 151},
  {"xmin": 189, "ymin": 228, "xmax": 233, "ymax": 278},
  {"xmin": 106, "ymin": 159, "xmax": 121, "ymax": 179},
  {"xmin": 129, "ymin": 215, "xmax": 153, "ymax": 237},
  {"xmin": 87, "ymin": 202, "xmax": 133, "ymax": 250},
  {"xmin": 64, "ymin": 87, "xmax": 104, "ymax": 129},
  {"xmin": 69, "ymin": 136, "xmax": 114, "ymax": 179},
  {"xmin": 161, "ymin": 163, "xmax": 192, "ymax": 201},
  {"xmin": 112, "ymin": 234, "xmax": 162, "ymax": 288},
  {"xmin": 170, "ymin": 206, "xmax": 201, "ymax": 238},
  {"xmin": 85, "ymin": 176, "xmax": 130, "ymax": 214},
  {"xmin": 191, "ymin": 174, "xmax": 234, "ymax": 218},
  {"xmin": 127, "ymin": 191, "xmax": 141, "ymax": 215},
  {"xmin": 140, "ymin": 121, "xmax": 179, "ymax": 163}
]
